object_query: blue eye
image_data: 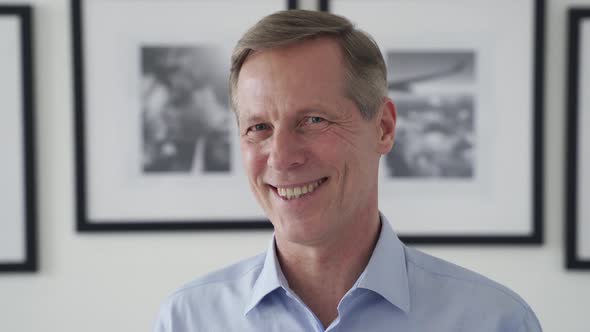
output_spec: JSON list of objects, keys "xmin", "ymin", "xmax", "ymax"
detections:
[
  {"xmin": 251, "ymin": 123, "xmax": 269, "ymax": 131},
  {"xmin": 309, "ymin": 117, "xmax": 324, "ymax": 124}
]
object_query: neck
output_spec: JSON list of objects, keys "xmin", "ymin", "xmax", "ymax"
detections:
[{"xmin": 275, "ymin": 209, "xmax": 382, "ymax": 328}]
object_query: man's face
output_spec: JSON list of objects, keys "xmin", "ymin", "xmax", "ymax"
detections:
[{"xmin": 236, "ymin": 38, "xmax": 391, "ymax": 246}]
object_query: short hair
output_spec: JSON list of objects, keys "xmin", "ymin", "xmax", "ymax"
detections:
[{"xmin": 229, "ymin": 9, "xmax": 387, "ymax": 120}]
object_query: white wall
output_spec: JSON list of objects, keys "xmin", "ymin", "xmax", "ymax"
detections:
[{"xmin": 0, "ymin": 0, "xmax": 589, "ymax": 331}]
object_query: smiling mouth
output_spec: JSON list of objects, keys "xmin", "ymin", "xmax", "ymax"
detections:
[{"xmin": 272, "ymin": 178, "xmax": 328, "ymax": 200}]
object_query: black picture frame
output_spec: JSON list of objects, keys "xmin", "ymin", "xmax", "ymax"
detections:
[
  {"xmin": 0, "ymin": 6, "xmax": 37, "ymax": 272},
  {"xmin": 320, "ymin": 0, "xmax": 545, "ymax": 245},
  {"xmin": 566, "ymin": 8, "xmax": 590, "ymax": 269},
  {"xmin": 72, "ymin": 0, "xmax": 296, "ymax": 232}
]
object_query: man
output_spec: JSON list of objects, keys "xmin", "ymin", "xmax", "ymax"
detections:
[{"xmin": 154, "ymin": 10, "xmax": 541, "ymax": 332}]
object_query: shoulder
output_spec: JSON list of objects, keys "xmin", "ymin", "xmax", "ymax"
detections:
[
  {"xmin": 155, "ymin": 253, "xmax": 265, "ymax": 327},
  {"xmin": 404, "ymin": 246, "xmax": 529, "ymax": 306},
  {"xmin": 404, "ymin": 246, "xmax": 541, "ymax": 330},
  {"xmin": 168, "ymin": 253, "xmax": 265, "ymax": 303}
]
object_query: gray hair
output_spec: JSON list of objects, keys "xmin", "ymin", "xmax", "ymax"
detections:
[{"xmin": 229, "ymin": 9, "xmax": 387, "ymax": 120}]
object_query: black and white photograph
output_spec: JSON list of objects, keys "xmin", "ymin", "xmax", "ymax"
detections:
[
  {"xmin": 566, "ymin": 8, "xmax": 590, "ymax": 269},
  {"xmin": 0, "ymin": 6, "xmax": 36, "ymax": 272},
  {"xmin": 327, "ymin": 0, "xmax": 544, "ymax": 243},
  {"xmin": 385, "ymin": 51, "xmax": 476, "ymax": 179},
  {"xmin": 141, "ymin": 46, "xmax": 232, "ymax": 174},
  {"xmin": 72, "ymin": 0, "xmax": 290, "ymax": 231}
]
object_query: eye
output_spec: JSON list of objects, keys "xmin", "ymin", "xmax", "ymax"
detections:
[
  {"xmin": 247, "ymin": 123, "xmax": 270, "ymax": 133},
  {"xmin": 307, "ymin": 116, "xmax": 325, "ymax": 124}
]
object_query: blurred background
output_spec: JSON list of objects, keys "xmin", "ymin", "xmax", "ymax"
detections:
[{"xmin": 0, "ymin": 0, "xmax": 589, "ymax": 331}]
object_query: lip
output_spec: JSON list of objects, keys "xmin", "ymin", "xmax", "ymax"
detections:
[{"xmin": 270, "ymin": 177, "xmax": 327, "ymax": 189}]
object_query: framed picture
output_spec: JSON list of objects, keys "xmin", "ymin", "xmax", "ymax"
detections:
[
  {"xmin": 72, "ymin": 0, "xmax": 298, "ymax": 231},
  {"xmin": 0, "ymin": 6, "xmax": 37, "ymax": 272},
  {"xmin": 566, "ymin": 8, "xmax": 590, "ymax": 269},
  {"xmin": 321, "ymin": 0, "xmax": 545, "ymax": 244}
]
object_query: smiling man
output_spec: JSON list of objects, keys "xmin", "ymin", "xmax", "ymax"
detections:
[{"xmin": 154, "ymin": 10, "xmax": 541, "ymax": 332}]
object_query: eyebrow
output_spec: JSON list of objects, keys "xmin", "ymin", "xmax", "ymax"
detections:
[
  {"xmin": 237, "ymin": 114, "xmax": 266, "ymax": 127},
  {"xmin": 308, "ymin": 99, "xmax": 350, "ymax": 113},
  {"xmin": 301, "ymin": 107, "xmax": 334, "ymax": 116},
  {"xmin": 236, "ymin": 101, "xmax": 345, "ymax": 127}
]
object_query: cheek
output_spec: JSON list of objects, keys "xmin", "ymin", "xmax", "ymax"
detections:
[
  {"xmin": 313, "ymin": 133, "xmax": 360, "ymax": 164},
  {"xmin": 321, "ymin": 136, "xmax": 377, "ymax": 182},
  {"xmin": 240, "ymin": 142, "xmax": 265, "ymax": 177}
]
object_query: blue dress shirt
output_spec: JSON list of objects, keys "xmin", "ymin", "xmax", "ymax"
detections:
[{"xmin": 154, "ymin": 215, "xmax": 542, "ymax": 331}]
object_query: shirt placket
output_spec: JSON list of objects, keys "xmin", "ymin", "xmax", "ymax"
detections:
[{"xmin": 283, "ymin": 288, "xmax": 327, "ymax": 332}]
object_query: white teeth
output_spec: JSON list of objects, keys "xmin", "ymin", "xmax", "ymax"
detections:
[{"xmin": 276, "ymin": 179, "xmax": 325, "ymax": 200}]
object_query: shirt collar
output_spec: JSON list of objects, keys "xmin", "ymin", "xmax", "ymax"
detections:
[
  {"xmin": 243, "ymin": 213, "xmax": 411, "ymax": 315},
  {"xmin": 356, "ymin": 213, "xmax": 411, "ymax": 314},
  {"xmin": 243, "ymin": 236, "xmax": 288, "ymax": 315}
]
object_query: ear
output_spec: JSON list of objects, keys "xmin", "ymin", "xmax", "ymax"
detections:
[{"xmin": 375, "ymin": 97, "xmax": 397, "ymax": 155}]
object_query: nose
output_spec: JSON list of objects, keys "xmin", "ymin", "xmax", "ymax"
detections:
[{"xmin": 267, "ymin": 127, "xmax": 306, "ymax": 171}]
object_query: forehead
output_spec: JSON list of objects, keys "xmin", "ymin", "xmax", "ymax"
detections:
[{"xmin": 235, "ymin": 38, "xmax": 347, "ymax": 114}]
